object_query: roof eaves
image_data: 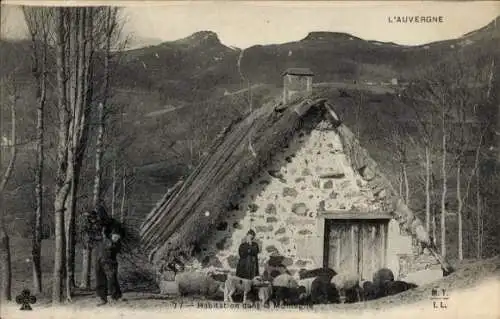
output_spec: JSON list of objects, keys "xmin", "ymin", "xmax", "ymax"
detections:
[{"xmin": 282, "ymin": 68, "xmax": 314, "ymax": 76}]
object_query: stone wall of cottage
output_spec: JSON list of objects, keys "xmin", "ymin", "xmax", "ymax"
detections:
[{"xmin": 182, "ymin": 119, "xmax": 431, "ymax": 278}]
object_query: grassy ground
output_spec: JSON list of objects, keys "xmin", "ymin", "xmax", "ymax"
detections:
[{"xmin": 2, "ymin": 236, "xmax": 499, "ymax": 312}]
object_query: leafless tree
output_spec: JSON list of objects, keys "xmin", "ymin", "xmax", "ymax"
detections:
[
  {"xmin": 81, "ymin": 7, "xmax": 125, "ymax": 288},
  {"xmin": 404, "ymin": 61, "xmax": 459, "ymax": 258},
  {"xmin": 0, "ymin": 79, "xmax": 18, "ymax": 301},
  {"xmin": 49, "ymin": 6, "xmax": 124, "ymax": 303},
  {"xmin": 404, "ymin": 91, "xmax": 438, "ymax": 234},
  {"xmin": 23, "ymin": 6, "xmax": 52, "ymax": 293},
  {"xmin": 0, "ymin": 3, "xmax": 25, "ymax": 302},
  {"xmin": 405, "ymin": 50, "xmax": 492, "ymax": 258},
  {"xmin": 120, "ymin": 166, "xmax": 127, "ymax": 223}
]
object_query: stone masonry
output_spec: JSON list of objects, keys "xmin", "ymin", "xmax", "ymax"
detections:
[{"xmin": 183, "ymin": 119, "xmax": 419, "ymax": 278}]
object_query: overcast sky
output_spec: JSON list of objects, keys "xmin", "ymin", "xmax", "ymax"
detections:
[{"xmin": 1, "ymin": 1, "xmax": 499, "ymax": 49}]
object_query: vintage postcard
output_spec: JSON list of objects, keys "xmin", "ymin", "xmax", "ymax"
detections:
[{"xmin": 0, "ymin": 1, "xmax": 499, "ymax": 319}]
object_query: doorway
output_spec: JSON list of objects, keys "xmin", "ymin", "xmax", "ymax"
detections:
[{"xmin": 323, "ymin": 219, "xmax": 389, "ymax": 280}]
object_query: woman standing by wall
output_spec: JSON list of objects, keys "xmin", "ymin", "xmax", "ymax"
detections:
[{"xmin": 236, "ymin": 229, "xmax": 260, "ymax": 279}]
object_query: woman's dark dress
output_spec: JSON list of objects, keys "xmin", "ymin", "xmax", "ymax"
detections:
[{"xmin": 236, "ymin": 241, "xmax": 260, "ymax": 279}]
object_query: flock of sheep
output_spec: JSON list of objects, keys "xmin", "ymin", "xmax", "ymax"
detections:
[{"xmin": 172, "ymin": 264, "xmax": 424, "ymax": 307}]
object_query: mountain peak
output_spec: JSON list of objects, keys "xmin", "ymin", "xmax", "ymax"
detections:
[
  {"xmin": 302, "ymin": 31, "xmax": 362, "ymax": 42},
  {"xmin": 176, "ymin": 31, "xmax": 221, "ymax": 47},
  {"xmin": 462, "ymin": 15, "xmax": 500, "ymax": 39}
]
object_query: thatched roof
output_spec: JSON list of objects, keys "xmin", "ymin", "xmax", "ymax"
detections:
[{"xmin": 140, "ymin": 96, "xmax": 436, "ymax": 267}]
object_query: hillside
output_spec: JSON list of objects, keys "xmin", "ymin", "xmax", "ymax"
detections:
[
  {"xmin": 2, "ymin": 16, "xmax": 498, "ymax": 103},
  {"xmin": 0, "ymin": 16, "xmax": 498, "ymax": 257},
  {"xmin": 112, "ymin": 31, "xmax": 242, "ymax": 102},
  {"xmin": 106, "ymin": 16, "xmax": 500, "ymax": 104}
]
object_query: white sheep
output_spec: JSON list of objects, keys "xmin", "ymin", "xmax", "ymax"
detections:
[
  {"xmin": 330, "ymin": 272, "xmax": 361, "ymax": 303},
  {"xmin": 224, "ymin": 274, "xmax": 263, "ymax": 303},
  {"xmin": 272, "ymin": 273, "xmax": 299, "ymax": 288},
  {"xmin": 297, "ymin": 277, "xmax": 316, "ymax": 297}
]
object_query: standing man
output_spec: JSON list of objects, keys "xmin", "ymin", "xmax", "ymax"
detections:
[{"xmin": 93, "ymin": 205, "xmax": 124, "ymax": 306}]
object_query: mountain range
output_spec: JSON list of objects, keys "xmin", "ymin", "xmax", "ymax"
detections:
[
  {"xmin": 1, "ymin": 15, "xmax": 499, "ymax": 254},
  {"xmin": 2, "ymin": 16, "xmax": 498, "ymax": 104},
  {"xmin": 112, "ymin": 16, "xmax": 499, "ymax": 102}
]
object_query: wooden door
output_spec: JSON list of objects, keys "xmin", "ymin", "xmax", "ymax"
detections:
[
  {"xmin": 326, "ymin": 221, "xmax": 359, "ymax": 277},
  {"xmin": 359, "ymin": 221, "xmax": 387, "ymax": 280},
  {"xmin": 325, "ymin": 219, "xmax": 387, "ymax": 280}
]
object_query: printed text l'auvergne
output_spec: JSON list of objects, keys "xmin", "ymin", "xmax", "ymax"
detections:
[{"xmin": 388, "ymin": 16, "xmax": 444, "ymax": 23}]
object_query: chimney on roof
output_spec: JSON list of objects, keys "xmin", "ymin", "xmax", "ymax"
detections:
[{"xmin": 282, "ymin": 68, "xmax": 314, "ymax": 104}]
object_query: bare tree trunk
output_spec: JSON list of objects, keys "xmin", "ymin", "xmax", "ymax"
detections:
[
  {"xmin": 0, "ymin": 86, "xmax": 17, "ymax": 301},
  {"xmin": 92, "ymin": 103, "xmax": 105, "ymax": 208},
  {"xmin": 248, "ymin": 80, "xmax": 252, "ymax": 112},
  {"xmin": 63, "ymin": 8, "xmax": 83, "ymax": 301},
  {"xmin": 53, "ymin": 194, "xmax": 67, "ymax": 303},
  {"xmin": 33, "ymin": 93, "xmax": 44, "ymax": 293},
  {"xmin": 425, "ymin": 146, "xmax": 431, "ymax": 233},
  {"xmin": 64, "ymin": 180, "xmax": 75, "ymax": 294},
  {"xmin": 399, "ymin": 168, "xmax": 403, "ymax": 198},
  {"xmin": 403, "ymin": 163, "xmax": 409, "ymax": 205},
  {"xmin": 80, "ymin": 247, "xmax": 91, "ymax": 288},
  {"xmin": 0, "ymin": 225, "xmax": 11, "ymax": 301},
  {"xmin": 70, "ymin": 7, "xmax": 94, "ymax": 297},
  {"xmin": 82, "ymin": 7, "xmax": 116, "ymax": 288},
  {"xmin": 111, "ymin": 159, "xmax": 117, "ymax": 217},
  {"xmin": 440, "ymin": 115, "xmax": 447, "ymax": 258},
  {"xmin": 431, "ymin": 173, "xmax": 437, "ymax": 244},
  {"xmin": 0, "ymin": 96, "xmax": 17, "ymax": 195},
  {"xmin": 480, "ymin": 198, "xmax": 484, "ymax": 258},
  {"xmin": 81, "ymin": 102, "xmax": 104, "ymax": 288},
  {"xmin": 53, "ymin": 7, "xmax": 70, "ymax": 304},
  {"xmin": 0, "ymin": 5, "xmax": 10, "ymax": 298},
  {"xmin": 476, "ymin": 176, "xmax": 481, "ymax": 259},
  {"xmin": 457, "ymin": 163, "xmax": 463, "ymax": 260},
  {"xmin": 65, "ymin": 167, "xmax": 81, "ymax": 294},
  {"xmin": 432, "ymin": 211, "xmax": 437, "ymax": 248},
  {"xmin": 23, "ymin": 8, "xmax": 49, "ymax": 293},
  {"xmin": 120, "ymin": 167, "xmax": 126, "ymax": 223}
]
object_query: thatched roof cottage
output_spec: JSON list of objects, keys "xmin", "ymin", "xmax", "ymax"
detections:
[{"xmin": 140, "ymin": 96, "xmax": 446, "ymax": 283}]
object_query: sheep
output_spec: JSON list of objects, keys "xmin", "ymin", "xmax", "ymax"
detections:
[
  {"xmin": 224, "ymin": 275, "xmax": 263, "ymax": 303},
  {"xmin": 175, "ymin": 271, "xmax": 224, "ymax": 299},
  {"xmin": 372, "ymin": 268, "xmax": 394, "ymax": 288},
  {"xmin": 298, "ymin": 267, "xmax": 337, "ymax": 280},
  {"xmin": 297, "ymin": 277, "xmax": 316, "ymax": 297},
  {"xmin": 311, "ymin": 276, "xmax": 340, "ymax": 304},
  {"xmin": 359, "ymin": 280, "xmax": 378, "ymax": 301},
  {"xmin": 382, "ymin": 280, "xmax": 418, "ymax": 297},
  {"xmin": 293, "ymin": 277, "xmax": 315, "ymax": 305},
  {"xmin": 271, "ymin": 272, "xmax": 300, "ymax": 306},
  {"xmin": 256, "ymin": 282, "xmax": 273, "ymax": 307},
  {"xmin": 330, "ymin": 272, "xmax": 361, "ymax": 303}
]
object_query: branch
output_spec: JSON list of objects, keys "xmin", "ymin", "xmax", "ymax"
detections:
[
  {"xmin": 462, "ymin": 124, "xmax": 489, "ymax": 207},
  {"xmin": 0, "ymin": 93, "xmax": 17, "ymax": 194}
]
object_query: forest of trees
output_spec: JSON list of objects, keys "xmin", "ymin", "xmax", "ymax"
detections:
[
  {"xmin": 376, "ymin": 50, "xmax": 500, "ymax": 261},
  {"xmin": 0, "ymin": 6, "xmax": 133, "ymax": 303}
]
